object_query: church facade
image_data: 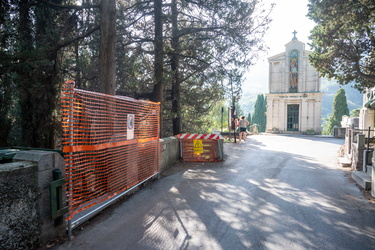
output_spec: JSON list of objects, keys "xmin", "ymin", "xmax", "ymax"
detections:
[{"xmin": 266, "ymin": 33, "xmax": 323, "ymax": 134}]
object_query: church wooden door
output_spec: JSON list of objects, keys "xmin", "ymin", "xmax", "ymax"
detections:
[{"xmin": 287, "ymin": 104, "xmax": 299, "ymax": 131}]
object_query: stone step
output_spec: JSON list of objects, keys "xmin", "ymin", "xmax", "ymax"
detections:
[
  {"xmin": 338, "ymin": 157, "xmax": 351, "ymax": 168},
  {"xmin": 364, "ymin": 165, "xmax": 373, "ymax": 175},
  {"xmin": 352, "ymin": 171, "xmax": 372, "ymax": 190}
]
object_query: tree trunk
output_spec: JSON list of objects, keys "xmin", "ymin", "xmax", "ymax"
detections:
[
  {"xmin": 16, "ymin": 1, "xmax": 61, "ymax": 148},
  {"xmin": 75, "ymin": 42, "xmax": 82, "ymax": 89},
  {"xmin": 99, "ymin": 0, "xmax": 116, "ymax": 95},
  {"xmin": 171, "ymin": 0, "xmax": 181, "ymax": 135},
  {"xmin": 152, "ymin": 0, "xmax": 164, "ymax": 137},
  {"xmin": 17, "ymin": 0, "xmax": 33, "ymax": 147}
]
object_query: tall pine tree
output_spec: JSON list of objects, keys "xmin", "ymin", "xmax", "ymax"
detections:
[
  {"xmin": 324, "ymin": 88, "xmax": 349, "ymax": 135},
  {"xmin": 252, "ymin": 94, "xmax": 266, "ymax": 133}
]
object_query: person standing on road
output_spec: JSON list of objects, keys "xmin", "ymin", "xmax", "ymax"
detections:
[{"xmin": 238, "ymin": 115, "xmax": 249, "ymax": 141}]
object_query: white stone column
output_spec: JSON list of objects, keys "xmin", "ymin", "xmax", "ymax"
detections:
[
  {"xmin": 268, "ymin": 62, "xmax": 272, "ymax": 92},
  {"xmin": 302, "ymin": 55, "xmax": 308, "ymax": 92},
  {"xmin": 280, "ymin": 99, "xmax": 286, "ymax": 132},
  {"xmin": 309, "ymin": 99, "xmax": 315, "ymax": 130},
  {"xmin": 284, "ymin": 60, "xmax": 288, "ymax": 93},
  {"xmin": 300, "ymin": 99, "xmax": 308, "ymax": 132},
  {"xmin": 266, "ymin": 95, "xmax": 273, "ymax": 132},
  {"xmin": 281, "ymin": 61, "xmax": 285, "ymax": 92},
  {"xmin": 316, "ymin": 94, "xmax": 323, "ymax": 133},
  {"xmin": 312, "ymin": 100, "xmax": 318, "ymax": 132},
  {"xmin": 274, "ymin": 99, "xmax": 281, "ymax": 131}
]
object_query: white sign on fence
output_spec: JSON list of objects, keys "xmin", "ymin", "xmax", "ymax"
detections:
[{"xmin": 127, "ymin": 114, "xmax": 135, "ymax": 140}]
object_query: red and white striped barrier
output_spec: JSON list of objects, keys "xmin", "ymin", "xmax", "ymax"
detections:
[{"xmin": 176, "ymin": 133, "xmax": 223, "ymax": 140}]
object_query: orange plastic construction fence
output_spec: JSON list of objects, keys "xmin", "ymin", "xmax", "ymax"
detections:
[{"xmin": 61, "ymin": 82, "xmax": 160, "ymax": 220}]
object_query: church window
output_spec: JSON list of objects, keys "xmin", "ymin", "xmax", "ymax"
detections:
[{"xmin": 289, "ymin": 50, "xmax": 298, "ymax": 93}]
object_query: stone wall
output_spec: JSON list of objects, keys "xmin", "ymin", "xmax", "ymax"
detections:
[
  {"xmin": 333, "ymin": 127, "xmax": 346, "ymax": 138},
  {"xmin": 351, "ymin": 143, "xmax": 364, "ymax": 170},
  {"xmin": 343, "ymin": 128, "xmax": 367, "ymax": 170},
  {"xmin": 0, "ymin": 151, "xmax": 66, "ymax": 249},
  {"xmin": 159, "ymin": 137, "xmax": 179, "ymax": 172},
  {"xmin": 0, "ymin": 162, "xmax": 39, "ymax": 249}
]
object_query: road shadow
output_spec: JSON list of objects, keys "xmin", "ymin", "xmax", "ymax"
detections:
[{"xmin": 52, "ymin": 135, "xmax": 375, "ymax": 250}]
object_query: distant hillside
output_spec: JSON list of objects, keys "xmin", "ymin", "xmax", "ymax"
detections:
[
  {"xmin": 321, "ymin": 79, "xmax": 363, "ymax": 118},
  {"xmin": 239, "ymin": 91, "xmax": 263, "ymax": 117},
  {"xmin": 239, "ymin": 78, "xmax": 363, "ymax": 119}
]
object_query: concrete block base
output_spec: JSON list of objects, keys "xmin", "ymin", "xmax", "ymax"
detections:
[
  {"xmin": 338, "ymin": 157, "xmax": 351, "ymax": 168},
  {"xmin": 366, "ymin": 165, "xmax": 373, "ymax": 175},
  {"xmin": 352, "ymin": 171, "xmax": 371, "ymax": 190}
]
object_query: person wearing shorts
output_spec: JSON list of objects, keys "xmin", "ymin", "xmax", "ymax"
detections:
[{"xmin": 238, "ymin": 115, "xmax": 249, "ymax": 141}]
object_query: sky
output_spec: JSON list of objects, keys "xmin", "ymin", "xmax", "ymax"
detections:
[{"xmin": 242, "ymin": 0, "xmax": 316, "ymax": 93}]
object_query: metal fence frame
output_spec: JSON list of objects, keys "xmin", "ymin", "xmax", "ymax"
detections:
[{"xmin": 61, "ymin": 82, "xmax": 160, "ymax": 238}]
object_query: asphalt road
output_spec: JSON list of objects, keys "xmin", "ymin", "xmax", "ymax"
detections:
[{"xmin": 55, "ymin": 134, "xmax": 375, "ymax": 250}]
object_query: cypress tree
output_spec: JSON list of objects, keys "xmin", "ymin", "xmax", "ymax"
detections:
[
  {"xmin": 246, "ymin": 112, "xmax": 251, "ymax": 130},
  {"xmin": 325, "ymin": 88, "xmax": 349, "ymax": 135},
  {"xmin": 252, "ymin": 94, "xmax": 267, "ymax": 133}
]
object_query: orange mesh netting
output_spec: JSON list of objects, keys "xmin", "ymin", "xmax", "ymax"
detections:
[{"xmin": 61, "ymin": 82, "xmax": 160, "ymax": 220}]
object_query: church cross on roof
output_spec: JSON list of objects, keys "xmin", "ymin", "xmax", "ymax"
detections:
[{"xmin": 292, "ymin": 30, "xmax": 298, "ymax": 40}]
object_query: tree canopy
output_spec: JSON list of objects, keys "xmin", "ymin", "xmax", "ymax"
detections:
[
  {"xmin": 0, "ymin": 0, "xmax": 273, "ymax": 147},
  {"xmin": 307, "ymin": 0, "xmax": 375, "ymax": 91}
]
